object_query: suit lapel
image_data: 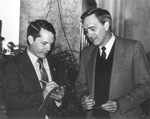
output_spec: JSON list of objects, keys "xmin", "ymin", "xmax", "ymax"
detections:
[
  {"xmin": 86, "ymin": 40, "xmax": 125, "ymax": 99},
  {"xmin": 87, "ymin": 47, "xmax": 98, "ymax": 98},
  {"xmin": 46, "ymin": 57, "xmax": 59, "ymax": 84},
  {"xmin": 47, "ymin": 58, "xmax": 55, "ymax": 81},
  {"xmin": 17, "ymin": 52, "xmax": 41, "ymax": 90},
  {"xmin": 109, "ymin": 38, "xmax": 125, "ymax": 98}
]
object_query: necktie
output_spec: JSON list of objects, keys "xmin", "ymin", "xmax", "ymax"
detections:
[
  {"xmin": 37, "ymin": 58, "xmax": 49, "ymax": 89},
  {"xmin": 101, "ymin": 46, "xmax": 106, "ymax": 60}
]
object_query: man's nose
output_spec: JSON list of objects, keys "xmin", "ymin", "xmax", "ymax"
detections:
[
  {"xmin": 87, "ymin": 31, "xmax": 93, "ymax": 38},
  {"xmin": 46, "ymin": 44, "xmax": 51, "ymax": 51}
]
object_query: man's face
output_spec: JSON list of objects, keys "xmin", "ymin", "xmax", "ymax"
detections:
[
  {"xmin": 28, "ymin": 28, "xmax": 54, "ymax": 58},
  {"xmin": 83, "ymin": 14, "xmax": 107, "ymax": 46}
]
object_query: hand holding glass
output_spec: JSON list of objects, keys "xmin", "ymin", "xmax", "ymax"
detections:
[
  {"xmin": 81, "ymin": 95, "xmax": 95, "ymax": 110},
  {"xmin": 50, "ymin": 86, "xmax": 65, "ymax": 101}
]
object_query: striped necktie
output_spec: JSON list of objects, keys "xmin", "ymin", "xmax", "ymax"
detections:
[{"xmin": 37, "ymin": 58, "xmax": 49, "ymax": 89}]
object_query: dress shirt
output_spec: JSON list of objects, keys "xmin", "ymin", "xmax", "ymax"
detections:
[
  {"xmin": 27, "ymin": 49, "xmax": 52, "ymax": 88},
  {"xmin": 27, "ymin": 49, "xmax": 58, "ymax": 119},
  {"xmin": 99, "ymin": 33, "xmax": 115, "ymax": 59}
]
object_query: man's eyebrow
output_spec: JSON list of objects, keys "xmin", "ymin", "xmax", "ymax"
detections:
[
  {"xmin": 41, "ymin": 41, "xmax": 48, "ymax": 44},
  {"xmin": 90, "ymin": 25, "xmax": 96, "ymax": 28},
  {"xmin": 84, "ymin": 26, "xmax": 95, "ymax": 30}
]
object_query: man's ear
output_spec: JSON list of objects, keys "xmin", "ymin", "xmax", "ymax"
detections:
[
  {"xmin": 27, "ymin": 35, "xmax": 34, "ymax": 45},
  {"xmin": 104, "ymin": 21, "xmax": 110, "ymax": 31}
]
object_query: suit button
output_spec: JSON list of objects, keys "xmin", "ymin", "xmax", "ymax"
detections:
[{"xmin": 35, "ymin": 101, "xmax": 40, "ymax": 105}]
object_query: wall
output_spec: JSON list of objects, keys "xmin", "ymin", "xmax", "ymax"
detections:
[{"xmin": 20, "ymin": 0, "xmax": 82, "ymax": 59}]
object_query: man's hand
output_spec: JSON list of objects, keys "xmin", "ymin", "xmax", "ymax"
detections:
[
  {"xmin": 81, "ymin": 95, "xmax": 95, "ymax": 110},
  {"xmin": 43, "ymin": 81, "xmax": 58, "ymax": 99},
  {"xmin": 45, "ymin": 81, "xmax": 58, "ymax": 92},
  {"xmin": 50, "ymin": 86, "xmax": 65, "ymax": 102},
  {"xmin": 101, "ymin": 100, "xmax": 119, "ymax": 112}
]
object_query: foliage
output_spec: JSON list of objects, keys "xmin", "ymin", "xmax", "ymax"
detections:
[
  {"xmin": 50, "ymin": 45, "xmax": 84, "ymax": 117},
  {"xmin": 51, "ymin": 45, "xmax": 79, "ymax": 89}
]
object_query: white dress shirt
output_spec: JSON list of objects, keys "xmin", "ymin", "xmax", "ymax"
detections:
[
  {"xmin": 99, "ymin": 33, "xmax": 116, "ymax": 59},
  {"xmin": 27, "ymin": 49, "xmax": 52, "ymax": 88}
]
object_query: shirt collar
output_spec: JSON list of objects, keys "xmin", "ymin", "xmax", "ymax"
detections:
[
  {"xmin": 99, "ymin": 33, "xmax": 115, "ymax": 59},
  {"xmin": 27, "ymin": 48, "xmax": 38, "ymax": 65},
  {"xmin": 27, "ymin": 48, "xmax": 47, "ymax": 66}
]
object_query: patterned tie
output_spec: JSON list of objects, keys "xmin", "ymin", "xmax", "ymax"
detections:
[
  {"xmin": 37, "ymin": 58, "xmax": 49, "ymax": 89},
  {"xmin": 101, "ymin": 46, "xmax": 106, "ymax": 60}
]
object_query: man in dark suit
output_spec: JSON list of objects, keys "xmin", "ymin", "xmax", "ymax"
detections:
[
  {"xmin": 75, "ymin": 8, "xmax": 150, "ymax": 119},
  {"xmin": 2, "ymin": 19, "xmax": 69, "ymax": 119}
]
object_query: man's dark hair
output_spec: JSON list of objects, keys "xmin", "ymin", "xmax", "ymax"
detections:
[
  {"xmin": 27, "ymin": 19, "xmax": 56, "ymax": 45},
  {"xmin": 81, "ymin": 7, "xmax": 112, "ymax": 31}
]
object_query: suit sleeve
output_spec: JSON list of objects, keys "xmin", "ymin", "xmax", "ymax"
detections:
[
  {"xmin": 2, "ymin": 62, "xmax": 43, "ymax": 110},
  {"xmin": 48, "ymin": 59, "xmax": 70, "ymax": 111},
  {"xmin": 118, "ymin": 41, "xmax": 150, "ymax": 114},
  {"xmin": 75, "ymin": 50, "xmax": 89, "ymax": 103}
]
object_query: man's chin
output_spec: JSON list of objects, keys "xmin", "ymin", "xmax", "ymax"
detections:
[
  {"xmin": 93, "ymin": 42, "xmax": 100, "ymax": 46},
  {"xmin": 39, "ymin": 55, "xmax": 46, "ymax": 59},
  {"xmin": 92, "ymin": 40, "xmax": 99, "ymax": 46}
]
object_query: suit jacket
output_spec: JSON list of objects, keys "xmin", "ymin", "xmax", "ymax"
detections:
[
  {"xmin": 2, "ymin": 50, "xmax": 68, "ymax": 119},
  {"xmin": 75, "ymin": 36, "xmax": 150, "ymax": 119}
]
